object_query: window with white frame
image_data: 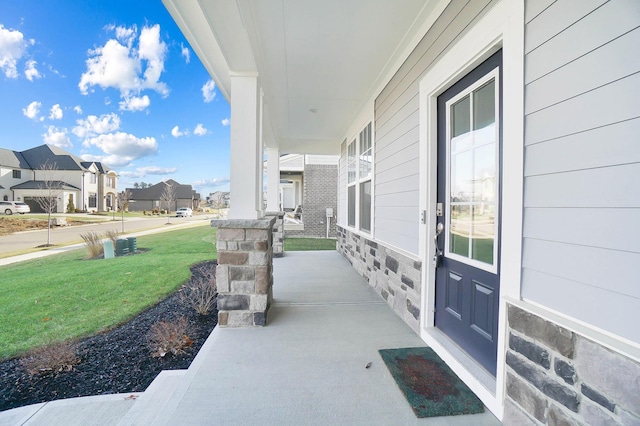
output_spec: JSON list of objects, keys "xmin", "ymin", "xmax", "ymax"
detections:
[
  {"xmin": 88, "ymin": 192, "xmax": 97, "ymax": 208},
  {"xmin": 12, "ymin": 170, "xmax": 21, "ymax": 179},
  {"xmin": 347, "ymin": 139, "xmax": 357, "ymax": 227},
  {"xmin": 359, "ymin": 123, "xmax": 372, "ymax": 232},
  {"xmin": 346, "ymin": 122, "xmax": 373, "ymax": 232},
  {"xmin": 90, "ymin": 174, "xmax": 97, "ymax": 184}
]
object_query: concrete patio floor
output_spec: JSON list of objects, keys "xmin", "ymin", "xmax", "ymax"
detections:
[{"xmin": 1, "ymin": 250, "xmax": 500, "ymax": 425}]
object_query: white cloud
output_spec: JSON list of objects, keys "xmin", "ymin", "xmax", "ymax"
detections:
[
  {"xmin": 192, "ymin": 177, "xmax": 230, "ymax": 188},
  {"xmin": 49, "ymin": 104, "xmax": 63, "ymax": 120},
  {"xmin": 181, "ymin": 42, "xmax": 190, "ymax": 63},
  {"xmin": 74, "ymin": 105, "xmax": 83, "ymax": 114},
  {"xmin": 202, "ymin": 79, "xmax": 216, "ymax": 103},
  {"xmin": 78, "ymin": 24, "xmax": 168, "ymax": 98},
  {"xmin": 138, "ymin": 166, "xmax": 177, "ymax": 175},
  {"xmin": 171, "ymin": 125, "xmax": 185, "ymax": 138},
  {"xmin": 117, "ymin": 166, "xmax": 178, "ymax": 179},
  {"xmin": 24, "ymin": 59, "xmax": 40, "ymax": 81},
  {"xmin": 0, "ymin": 24, "xmax": 27, "ymax": 78},
  {"xmin": 119, "ymin": 95, "xmax": 150, "ymax": 112},
  {"xmin": 221, "ymin": 118, "xmax": 230, "ymax": 126},
  {"xmin": 82, "ymin": 132, "xmax": 158, "ymax": 167},
  {"xmin": 72, "ymin": 113, "xmax": 120, "ymax": 138},
  {"xmin": 22, "ymin": 101, "xmax": 42, "ymax": 121},
  {"xmin": 43, "ymin": 126, "xmax": 72, "ymax": 148},
  {"xmin": 115, "ymin": 25, "xmax": 137, "ymax": 47},
  {"xmin": 193, "ymin": 123, "xmax": 207, "ymax": 136}
]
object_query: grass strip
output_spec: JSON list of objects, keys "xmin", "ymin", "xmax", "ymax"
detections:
[
  {"xmin": 0, "ymin": 226, "xmax": 217, "ymax": 360},
  {"xmin": 284, "ymin": 238, "xmax": 336, "ymax": 251}
]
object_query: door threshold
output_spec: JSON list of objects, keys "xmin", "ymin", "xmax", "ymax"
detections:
[{"xmin": 422, "ymin": 327, "xmax": 500, "ymax": 414}]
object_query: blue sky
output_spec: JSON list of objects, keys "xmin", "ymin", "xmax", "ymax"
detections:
[{"xmin": 0, "ymin": 0, "xmax": 231, "ymax": 196}]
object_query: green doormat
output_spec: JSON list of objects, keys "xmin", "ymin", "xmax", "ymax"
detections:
[{"xmin": 378, "ymin": 347, "xmax": 484, "ymax": 418}]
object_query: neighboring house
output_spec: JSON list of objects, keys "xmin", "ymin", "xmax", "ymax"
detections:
[
  {"xmin": 206, "ymin": 191, "xmax": 230, "ymax": 208},
  {"xmin": 164, "ymin": 1, "xmax": 640, "ymax": 423},
  {"xmin": 127, "ymin": 179, "xmax": 200, "ymax": 212},
  {"xmin": 270, "ymin": 154, "xmax": 339, "ymax": 238},
  {"xmin": 0, "ymin": 144, "xmax": 117, "ymax": 213}
]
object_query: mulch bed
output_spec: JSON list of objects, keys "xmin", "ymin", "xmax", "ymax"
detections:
[{"xmin": 0, "ymin": 261, "xmax": 218, "ymax": 413}]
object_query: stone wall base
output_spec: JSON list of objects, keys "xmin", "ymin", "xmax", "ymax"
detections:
[
  {"xmin": 506, "ymin": 303, "xmax": 640, "ymax": 425},
  {"xmin": 336, "ymin": 225, "xmax": 422, "ymax": 333}
]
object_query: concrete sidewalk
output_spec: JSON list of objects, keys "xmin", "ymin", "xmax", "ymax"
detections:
[{"xmin": 0, "ymin": 251, "xmax": 500, "ymax": 425}]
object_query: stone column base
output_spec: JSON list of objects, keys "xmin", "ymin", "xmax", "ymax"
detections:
[
  {"xmin": 265, "ymin": 211, "xmax": 285, "ymax": 258},
  {"xmin": 212, "ymin": 217, "xmax": 276, "ymax": 327}
]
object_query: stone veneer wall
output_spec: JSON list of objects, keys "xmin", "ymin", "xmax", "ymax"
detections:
[
  {"xmin": 299, "ymin": 164, "xmax": 338, "ymax": 238},
  {"xmin": 212, "ymin": 218, "xmax": 275, "ymax": 327},
  {"xmin": 503, "ymin": 304, "xmax": 640, "ymax": 425},
  {"xmin": 337, "ymin": 225, "xmax": 422, "ymax": 333},
  {"xmin": 265, "ymin": 211, "xmax": 284, "ymax": 257}
]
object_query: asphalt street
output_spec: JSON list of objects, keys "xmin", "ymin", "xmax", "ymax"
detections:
[{"xmin": 0, "ymin": 214, "xmax": 213, "ymax": 257}]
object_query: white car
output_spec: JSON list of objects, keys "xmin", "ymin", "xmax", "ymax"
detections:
[
  {"xmin": 176, "ymin": 207, "xmax": 193, "ymax": 217},
  {"xmin": 0, "ymin": 201, "xmax": 30, "ymax": 215}
]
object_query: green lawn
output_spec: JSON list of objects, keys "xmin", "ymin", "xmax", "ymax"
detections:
[
  {"xmin": 0, "ymin": 225, "xmax": 217, "ymax": 360},
  {"xmin": 285, "ymin": 237, "xmax": 336, "ymax": 251}
]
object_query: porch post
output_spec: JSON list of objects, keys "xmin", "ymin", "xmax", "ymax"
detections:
[
  {"xmin": 266, "ymin": 147, "xmax": 280, "ymax": 212},
  {"xmin": 228, "ymin": 73, "xmax": 263, "ymax": 219}
]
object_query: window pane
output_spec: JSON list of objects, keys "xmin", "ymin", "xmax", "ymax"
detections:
[
  {"xmin": 348, "ymin": 185, "xmax": 356, "ymax": 227},
  {"xmin": 348, "ymin": 140, "xmax": 356, "ymax": 183},
  {"xmin": 450, "ymin": 204, "xmax": 470, "ymax": 257},
  {"xmin": 471, "ymin": 204, "xmax": 494, "ymax": 264},
  {"xmin": 359, "ymin": 181, "xmax": 371, "ymax": 232},
  {"xmin": 473, "ymin": 143, "xmax": 496, "ymax": 203},
  {"xmin": 451, "ymin": 151, "xmax": 472, "ymax": 202},
  {"xmin": 451, "ymin": 95, "xmax": 470, "ymax": 138},
  {"xmin": 473, "ymin": 80, "xmax": 495, "ymax": 130}
]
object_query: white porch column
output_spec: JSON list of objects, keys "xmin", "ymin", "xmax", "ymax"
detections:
[
  {"xmin": 266, "ymin": 147, "xmax": 280, "ymax": 212},
  {"xmin": 229, "ymin": 73, "xmax": 263, "ymax": 219}
]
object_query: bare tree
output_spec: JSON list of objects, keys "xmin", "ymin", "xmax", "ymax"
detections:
[
  {"xmin": 210, "ymin": 192, "xmax": 227, "ymax": 218},
  {"xmin": 160, "ymin": 182, "xmax": 176, "ymax": 224},
  {"xmin": 35, "ymin": 161, "xmax": 63, "ymax": 247},
  {"xmin": 116, "ymin": 189, "xmax": 131, "ymax": 233}
]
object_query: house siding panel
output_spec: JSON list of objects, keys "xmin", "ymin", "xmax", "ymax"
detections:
[
  {"xmin": 522, "ymin": 0, "xmax": 640, "ymax": 343},
  {"xmin": 372, "ymin": 0, "xmax": 494, "ymax": 254},
  {"xmin": 525, "ymin": 0, "xmax": 640, "ymax": 84},
  {"xmin": 524, "ymin": 0, "xmax": 554, "ymax": 24}
]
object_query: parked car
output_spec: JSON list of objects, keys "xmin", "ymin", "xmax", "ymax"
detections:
[
  {"xmin": 176, "ymin": 207, "xmax": 193, "ymax": 217},
  {"xmin": 0, "ymin": 201, "xmax": 30, "ymax": 215}
]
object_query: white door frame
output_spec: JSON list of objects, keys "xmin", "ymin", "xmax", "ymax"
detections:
[{"xmin": 417, "ymin": 0, "xmax": 524, "ymax": 419}]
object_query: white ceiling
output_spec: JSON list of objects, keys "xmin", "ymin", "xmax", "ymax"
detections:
[{"xmin": 163, "ymin": 0, "xmax": 440, "ymax": 154}]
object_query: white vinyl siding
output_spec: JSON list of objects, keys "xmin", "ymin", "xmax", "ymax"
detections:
[
  {"xmin": 522, "ymin": 0, "xmax": 640, "ymax": 343},
  {"xmin": 373, "ymin": 0, "xmax": 495, "ymax": 254}
]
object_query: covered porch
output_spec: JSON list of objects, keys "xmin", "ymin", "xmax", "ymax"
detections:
[{"xmin": 3, "ymin": 251, "xmax": 499, "ymax": 425}]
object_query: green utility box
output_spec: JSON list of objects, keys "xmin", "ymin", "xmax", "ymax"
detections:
[
  {"xmin": 127, "ymin": 237, "xmax": 137, "ymax": 253},
  {"xmin": 115, "ymin": 239, "xmax": 129, "ymax": 256}
]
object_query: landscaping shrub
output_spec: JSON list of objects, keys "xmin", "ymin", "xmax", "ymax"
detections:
[
  {"xmin": 80, "ymin": 231, "xmax": 103, "ymax": 259},
  {"xmin": 104, "ymin": 229, "xmax": 119, "ymax": 247},
  {"xmin": 20, "ymin": 341, "xmax": 79, "ymax": 376},
  {"xmin": 66, "ymin": 195, "xmax": 75, "ymax": 213},
  {"xmin": 147, "ymin": 317, "xmax": 193, "ymax": 358},
  {"xmin": 180, "ymin": 264, "xmax": 217, "ymax": 315}
]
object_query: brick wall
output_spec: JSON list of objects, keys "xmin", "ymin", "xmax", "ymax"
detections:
[
  {"xmin": 503, "ymin": 304, "xmax": 640, "ymax": 425},
  {"xmin": 299, "ymin": 164, "xmax": 337, "ymax": 238},
  {"xmin": 337, "ymin": 225, "xmax": 422, "ymax": 333}
]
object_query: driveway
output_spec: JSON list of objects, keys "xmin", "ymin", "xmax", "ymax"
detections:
[{"xmin": 0, "ymin": 214, "xmax": 213, "ymax": 257}]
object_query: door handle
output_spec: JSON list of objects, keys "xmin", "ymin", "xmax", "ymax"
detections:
[{"xmin": 432, "ymin": 223, "xmax": 444, "ymax": 268}]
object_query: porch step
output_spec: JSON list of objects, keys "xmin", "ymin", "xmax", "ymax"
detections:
[
  {"xmin": 117, "ymin": 370, "xmax": 187, "ymax": 426},
  {"xmin": 0, "ymin": 393, "xmax": 140, "ymax": 426}
]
